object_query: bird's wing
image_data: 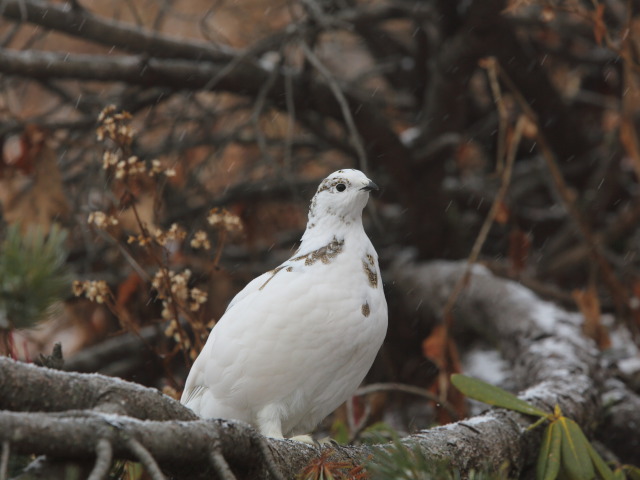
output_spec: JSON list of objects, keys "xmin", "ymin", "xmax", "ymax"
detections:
[
  {"xmin": 181, "ymin": 262, "xmax": 300, "ymax": 407},
  {"xmin": 181, "ymin": 383, "xmax": 207, "ymax": 406},
  {"xmin": 181, "ymin": 259, "xmax": 359, "ymax": 411},
  {"xmin": 224, "ymin": 269, "xmax": 274, "ymax": 312}
]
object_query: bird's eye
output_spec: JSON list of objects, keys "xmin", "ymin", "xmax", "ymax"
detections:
[{"xmin": 336, "ymin": 183, "xmax": 346, "ymax": 192}]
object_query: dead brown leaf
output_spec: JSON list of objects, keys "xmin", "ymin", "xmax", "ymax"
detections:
[
  {"xmin": 0, "ymin": 125, "xmax": 69, "ymax": 233},
  {"xmin": 573, "ymin": 286, "xmax": 611, "ymax": 350},
  {"xmin": 494, "ymin": 200, "xmax": 510, "ymax": 225},
  {"xmin": 592, "ymin": 3, "xmax": 606, "ymax": 46},
  {"xmin": 422, "ymin": 320, "xmax": 466, "ymax": 423},
  {"xmin": 620, "ymin": 117, "xmax": 640, "ymax": 181},
  {"xmin": 508, "ymin": 228, "xmax": 531, "ymax": 275},
  {"xmin": 422, "ymin": 323, "xmax": 446, "ymax": 363}
]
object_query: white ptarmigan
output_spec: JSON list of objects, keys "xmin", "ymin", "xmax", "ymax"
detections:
[{"xmin": 181, "ymin": 169, "xmax": 388, "ymax": 439}]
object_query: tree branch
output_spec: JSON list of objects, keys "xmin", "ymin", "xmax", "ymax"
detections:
[
  {"xmin": 0, "ymin": 356, "xmax": 194, "ymax": 421},
  {"xmin": 0, "ymin": 0, "xmax": 235, "ymax": 62},
  {"xmin": 0, "ymin": 45, "xmax": 408, "ymax": 167}
]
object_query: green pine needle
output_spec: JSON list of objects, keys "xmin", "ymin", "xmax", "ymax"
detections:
[{"xmin": 0, "ymin": 223, "xmax": 70, "ymax": 330}]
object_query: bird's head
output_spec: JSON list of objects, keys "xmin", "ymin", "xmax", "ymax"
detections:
[{"xmin": 304, "ymin": 169, "xmax": 378, "ymax": 236}]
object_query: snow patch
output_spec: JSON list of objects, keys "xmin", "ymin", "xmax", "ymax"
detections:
[
  {"xmin": 399, "ymin": 127, "xmax": 420, "ymax": 146},
  {"xmin": 462, "ymin": 347, "xmax": 508, "ymax": 386},
  {"xmin": 460, "ymin": 415, "xmax": 494, "ymax": 426},
  {"xmin": 618, "ymin": 356, "xmax": 640, "ymax": 376},
  {"xmin": 505, "ymin": 283, "xmax": 560, "ymax": 331},
  {"xmin": 521, "ymin": 381, "xmax": 557, "ymax": 402}
]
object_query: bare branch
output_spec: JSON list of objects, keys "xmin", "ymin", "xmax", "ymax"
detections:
[
  {"xmin": 300, "ymin": 40, "xmax": 368, "ymax": 173},
  {"xmin": 0, "ymin": 0, "xmax": 235, "ymax": 62},
  {"xmin": 209, "ymin": 449, "xmax": 237, "ymax": 480},
  {"xmin": 88, "ymin": 439, "xmax": 113, "ymax": 480},
  {"xmin": 0, "ymin": 356, "xmax": 195, "ymax": 421},
  {"xmin": 0, "ymin": 47, "xmax": 410, "ymax": 171},
  {"xmin": 126, "ymin": 437, "xmax": 166, "ymax": 480},
  {"xmin": 0, "ymin": 441, "xmax": 8, "ymax": 480}
]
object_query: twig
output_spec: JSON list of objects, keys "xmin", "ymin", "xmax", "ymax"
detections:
[
  {"xmin": 209, "ymin": 449, "xmax": 237, "ymax": 480},
  {"xmin": 537, "ymin": 133, "xmax": 629, "ymax": 313},
  {"xmin": 493, "ymin": 61, "xmax": 631, "ymax": 323},
  {"xmin": 210, "ymin": 229, "xmax": 228, "ymax": 271},
  {"xmin": 0, "ymin": 0, "xmax": 234, "ymax": 62},
  {"xmin": 299, "ymin": 40, "xmax": 368, "ymax": 173},
  {"xmin": 94, "ymin": 228, "xmax": 149, "ymax": 281},
  {"xmin": 284, "ymin": 70, "xmax": 296, "ymax": 173},
  {"xmin": 430, "ymin": 112, "xmax": 525, "ymax": 410},
  {"xmin": 279, "ymin": 66, "xmax": 303, "ymax": 203},
  {"xmin": 355, "ymin": 382, "xmax": 460, "ymax": 422},
  {"xmin": 442, "ymin": 114, "xmax": 526, "ymax": 319},
  {"xmin": 250, "ymin": 431, "xmax": 287, "ymax": 480},
  {"xmin": 483, "ymin": 57, "xmax": 508, "ymax": 173},
  {"xmin": 122, "ymin": 0, "xmax": 143, "ymax": 27},
  {"xmin": 124, "ymin": 437, "xmax": 165, "ymax": 480},
  {"xmin": 250, "ymin": 52, "xmax": 281, "ymax": 167},
  {"xmin": 0, "ymin": 441, "xmax": 9, "ymax": 480},
  {"xmin": 199, "ymin": 29, "xmax": 293, "ymax": 94},
  {"xmin": 87, "ymin": 438, "xmax": 113, "ymax": 480},
  {"xmin": 298, "ymin": 38, "xmax": 384, "ymax": 233}
]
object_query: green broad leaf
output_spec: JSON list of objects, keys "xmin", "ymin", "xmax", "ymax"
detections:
[
  {"xmin": 622, "ymin": 465, "xmax": 640, "ymax": 480},
  {"xmin": 451, "ymin": 374, "xmax": 549, "ymax": 418},
  {"xmin": 537, "ymin": 422, "xmax": 562, "ymax": 480},
  {"xmin": 585, "ymin": 440, "xmax": 614, "ymax": 480},
  {"xmin": 612, "ymin": 469, "xmax": 626, "ymax": 480},
  {"xmin": 558, "ymin": 417, "xmax": 595, "ymax": 480}
]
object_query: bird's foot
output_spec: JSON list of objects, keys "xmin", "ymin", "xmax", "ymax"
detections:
[
  {"xmin": 288, "ymin": 434, "xmax": 335, "ymax": 446},
  {"xmin": 289, "ymin": 434, "xmax": 316, "ymax": 445}
]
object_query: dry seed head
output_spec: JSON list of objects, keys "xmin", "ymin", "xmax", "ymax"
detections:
[
  {"xmin": 161, "ymin": 305, "xmax": 173, "ymax": 320},
  {"xmin": 190, "ymin": 287, "xmax": 207, "ymax": 303},
  {"xmin": 154, "ymin": 223, "xmax": 186, "ymax": 246},
  {"xmin": 149, "ymin": 159, "xmax": 177, "ymax": 178},
  {"xmin": 189, "ymin": 287, "xmax": 208, "ymax": 311},
  {"xmin": 164, "ymin": 319, "xmax": 178, "ymax": 337},
  {"xmin": 115, "ymin": 161, "xmax": 127, "ymax": 179},
  {"xmin": 97, "ymin": 105, "xmax": 117, "ymax": 123},
  {"xmin": 127, "ymin": 233, "xmax": 152, "ymax": 247},
  {"xmin": 96, "ymin": 105, "xmax": 135, "ymax": 145},
  {"xmin": 102, "ymin": 151, "xmax": 120, "ymax": 169},
  {"xmin": 72, "ymin": 280, "xmax": 84, "ymax": 297},
  {"xmin": 109, "ymin": 156, "xmax": 146, "ymax": 180},
  {"xmin": 72, "ymin": 280, "xmax": 110, "ymax": 303},
  {"xmin": 207, "ymin": 207, "xmax": 243, "ymax": 234},
  {"xmin": 170, "ymin": 270, "xmax": 191, "ymax": 301},
  {"xmin": 152, "ymin": 269, "xmax": 170, "ymax": 292},
  {"xmin": 88, "ymin": 211, "xmax": 119, "ymax": 228},
  {"xmin": 190, "ymin": 230, "xmax": 211, "ymax": 250}
]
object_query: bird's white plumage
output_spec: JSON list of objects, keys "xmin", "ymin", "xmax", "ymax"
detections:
[{"xmin": 181, "ymin": 169, "xmax": 388, "ymax": 438}]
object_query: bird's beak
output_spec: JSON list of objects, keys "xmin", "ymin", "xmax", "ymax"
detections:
[{"xmin": 360, "ymin": 180, "xmax": 379, "ymax": 192}]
